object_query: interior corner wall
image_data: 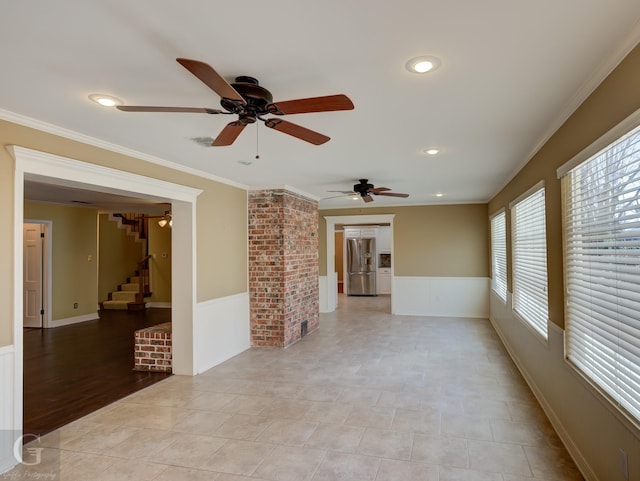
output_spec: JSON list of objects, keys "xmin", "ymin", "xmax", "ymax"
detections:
[
  {"xmin": 487, "ymin": 43, "xmax": 640, "ymax": 480},
  {"xmin": 24, "ymin": 202, "xmax": 98, "ymax": 323},
  {"xmin": 248, "ymin": 189, "xmax": 319, "ymax": 348},
  {"xmin": 147, "ymin": 220, "xmax": 172, "ymax": 304}
]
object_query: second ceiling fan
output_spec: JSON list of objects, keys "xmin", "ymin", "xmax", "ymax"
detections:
[
  {"xmin": 330, "ymin": 179, "xmax": 410, "ymax": 203},
  {"xmin": 117, "ymin": 58, "xmax": 354, "ymax": 146}
]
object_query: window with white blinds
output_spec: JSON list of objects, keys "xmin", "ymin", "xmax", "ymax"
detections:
[
  {"xmin": 561, "ymin": 121, "xmax": 640, "ymax": 424},
  {"xmin": 510, "ymin": 184, "xmax": 549, "ymax": 339},
  {"xmin": 491, "ymin": 210, "xmax": 507, "ymax": 302}
]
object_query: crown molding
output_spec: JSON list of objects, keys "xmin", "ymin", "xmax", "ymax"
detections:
[{"xmin": 0, "ymin": 108, "xmax": 248, "ymax": 191}]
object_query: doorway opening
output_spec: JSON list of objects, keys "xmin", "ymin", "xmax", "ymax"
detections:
[
  {"xmin": 11, "ymin": 146, "xmax": 200, "ymax": 440},
  {"xmin": 324, "ymin": 214, "xmax": 395, "ymax": 313}
]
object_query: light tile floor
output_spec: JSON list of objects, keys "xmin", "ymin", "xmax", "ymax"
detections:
[{"xmin": 6, "ymin": 295, "xmax": 584, "ymax": 480}]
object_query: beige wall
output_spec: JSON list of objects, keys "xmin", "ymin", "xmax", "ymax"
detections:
[
  {"xmin": 487, "ymin": 44, "xmax": 640, "ymax": 479},
  {"xmin": 98, "ymin": 214, "xmax": 146, "ymax": 302},
  {"xmin": 0, "ymin": 120, "xmax": 248, "ymax": 347},
  {"xmin": 319, "ymin": 204, "xmax": 489, "ymax": 278},
  {"xmin": 488, "ymin": 43, "xmax": 640, "ymax": 330},
  {"xmin": 196, "ymin": 186, "xmax": 247, "ymax": 298},
  {"xmin": 24, "ymin": 202, "xmax": 98, "ymax": 320},
  {"xmin": 147, "ymin": 220, "xmax": 172, "ymax": 303}
]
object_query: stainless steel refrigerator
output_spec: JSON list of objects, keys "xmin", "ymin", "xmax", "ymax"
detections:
[{"xmin": 346, "ymin": 237, "xmax": 377, "ymax": 296}]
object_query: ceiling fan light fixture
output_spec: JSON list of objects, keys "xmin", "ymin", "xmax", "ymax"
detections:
[
  {"xmin": 88, "ymin": 94, "xmax": 122, "ymax": 107},
  {"xmin": 406, "ymin": 56, "xmax": 441, "ymax": 74},
  {"xmin": 423, "ymin": 148, "xmax": 440, "ymax": 155}
]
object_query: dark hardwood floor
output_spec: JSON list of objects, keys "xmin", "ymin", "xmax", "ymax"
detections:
[{"xmin": 23, "ymin": 308, "xmax": 172, "ymax": 436}]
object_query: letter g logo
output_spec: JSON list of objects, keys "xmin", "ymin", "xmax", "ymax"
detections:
[{"xmin": 13, "ymin": 433, "xmax": 44, "ymax": 466}]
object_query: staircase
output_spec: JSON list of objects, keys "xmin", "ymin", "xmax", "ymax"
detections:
[
  {"xmin": 100, "ymin": 275, "xmax": 144, "ymax": 311},
  {"xmin": 100, "ymin": 256, "xmax": 152, "ymax": 311}
]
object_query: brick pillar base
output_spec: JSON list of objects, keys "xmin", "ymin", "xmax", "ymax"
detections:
[{"xmin": 134, "ymin": 322, "xmax": 172, "ymax": 372}]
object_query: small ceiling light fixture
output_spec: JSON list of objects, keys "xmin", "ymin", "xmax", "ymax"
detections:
[
  {"xmin": 351, "ymin": 194, "xmax": 360, "ymax": 200},
  {"xmin": 88, "ymin": 94, "xmax": 122, "ymax": 107},
  {"xmin": 157, "ymin": 211, "xmax": 172, "ymax": 228},
  {"xmin": 406, "ymin": 56, "xmax": 441, "ymax": 74},
  {"xmin": 434, "ymin": 193, "xmax": 444, "ymax": 198}
]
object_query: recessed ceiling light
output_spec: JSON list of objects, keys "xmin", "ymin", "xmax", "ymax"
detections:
[
  {"xmin": 434, "ymin": 193, "xmax": 444, "ymax": 197},
  {"xmin": 406, "ymin": 56, "xmax": 441, "ymax": 74},
  {"xmin": 88, "ymin": 94, "xmax": 122, "ymax": 107},
  {"xmin": 422, "ymin": 148, "xmax": 440, "ymax": 156}
]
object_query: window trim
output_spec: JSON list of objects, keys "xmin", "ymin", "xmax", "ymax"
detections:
[
  {"xmin": 558, "ymin": 108, "xmax": 640, "ymax": 430},
  {"xmin": 510, "ymin": 181, "xmax": 549, "ymax": 341},
  {"xmin": 490, "ymin": 208, "xmax": 507, "ymax": 302},
  {"xmin": 557, "ymin": 107, "xmax": 640, "ymax": 179},
  {"xmin": 509, "ymin": 180, "xmax": 545, "ymax": 209}
]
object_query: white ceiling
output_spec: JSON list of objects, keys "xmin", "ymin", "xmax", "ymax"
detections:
[{"xmin": 2, "ymin": 1, "xmax": 640, "ymax": 209}]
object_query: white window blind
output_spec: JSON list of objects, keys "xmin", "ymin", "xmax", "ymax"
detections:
[
  {"xmin": 562, "ymin": 122, "xmax": 640, "ymax": 424},
  {"xmin": 491, "ymin": 210, "xmax": 507, "ymax": 302},
  {"xmin": 511, "ymin": 185, "xmax": 549, "ymax": 338}
]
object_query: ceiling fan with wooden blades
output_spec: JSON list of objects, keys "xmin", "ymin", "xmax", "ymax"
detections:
[
  {"xmin": 329, "ymin": 179, "xmax": 410, "ymax": 203},
  {"xmin": 116, "ymin": 58, "xmax": 354, "ymax": 146}
]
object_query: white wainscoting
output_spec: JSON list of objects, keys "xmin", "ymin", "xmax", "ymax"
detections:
[
  {"xmin": 194, "ymin": 292, "xmax": 250, "ymax": 374},
  {"xmin": 319, "ymin": 274, "xmax": 338, "ymax": 313},
  {"xmin": 0, "ymin": 345, "xmax": 18, "ymax": 474},
  {"xmin": 392, "ymin": 276, "xmax": 489, "ymax": 318}
]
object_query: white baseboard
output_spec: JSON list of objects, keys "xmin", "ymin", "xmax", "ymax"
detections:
[
  {"xmin": 146, "ymin": 302, "xmax": 171, "ymax": 308},
  {"xmin": 489, "ymin": 291, "xmax": 609, "ymax": 481},
  {"xmin": 489, "ymin": 316, "xmax": 596, "ymax": 480},
  {"xmin": 48, "ymin": 312, "xmax": 99, "ymax": 328}
]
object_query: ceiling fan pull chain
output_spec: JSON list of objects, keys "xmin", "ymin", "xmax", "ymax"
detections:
[{"xmin": 255, "ymin": 122, "xmax": 260, "ymax": 160}]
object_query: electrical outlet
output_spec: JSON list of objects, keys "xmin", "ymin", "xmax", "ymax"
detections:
[
  {"xmin": 73, "ymin": 302, "xmax": 78, "ymax": 309},
  {"xmin": 619, "ymin": 448, "xmax": 628, "ymax": 480}
]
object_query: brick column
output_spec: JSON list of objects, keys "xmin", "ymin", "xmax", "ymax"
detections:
[{"xmin": 248, "ymin": 190, "xmax": 319, "ymax": 347}]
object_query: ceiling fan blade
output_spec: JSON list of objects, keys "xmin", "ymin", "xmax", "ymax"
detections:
[
  {"xmin": 376, "ymin": 192, "xmax": 410, "ymax": 198},
  {"xmin": 212, "ymin": 122, "xmax": 246, "ymax": 146},
  {"xmin": 327, "ymin": 190, "xmax": 356, "ymax": 194},
  {"xmin": 263, "ymin": 118, "xmax": 330, "ymax": 145},
  {"xmin": 323, "ymin": 194, "xmax": 357, "ymax": 200},
  {"xmin": 116, "ymin": 106, "xmax": 223, "ymax": 114},
  {"xmin": 369, "ymin": 187, "xmax": 391, "ymax": 194},
  {"xmin": 267, "ymin": 94, "xmax": 354, "ymax": 115},
  {"xmin": 362, "ymin": 195, "xmax": 374, "ymax": 203},
  {"xmin": 176, "ymin": 58, "xmax": 245, "ymax": 103}
]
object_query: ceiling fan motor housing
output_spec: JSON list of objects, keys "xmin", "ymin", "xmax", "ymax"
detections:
[
  {"xmin": 220, "ymin": 76, "xmax": 274, "ymax": 124},
  {"xmin": 354, "ymin": 179, "xmax": 374, "ymax": 195}
]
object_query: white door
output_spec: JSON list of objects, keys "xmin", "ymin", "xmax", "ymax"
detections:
[{"xmin": 23, "ymin": 223, "xmax": 44, "ymax": 328}]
